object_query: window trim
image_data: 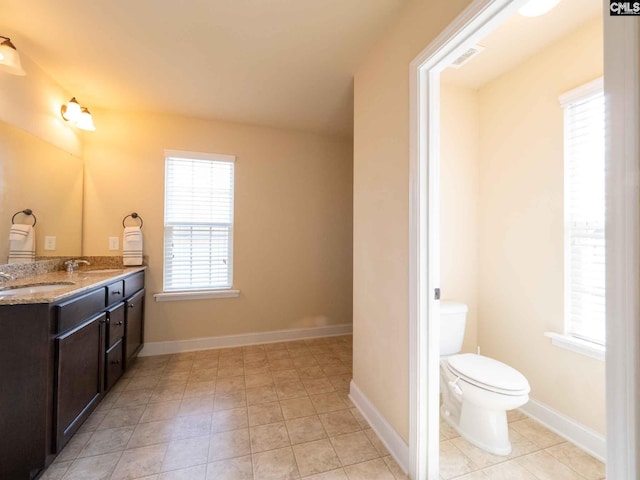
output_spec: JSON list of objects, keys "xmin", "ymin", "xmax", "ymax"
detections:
[
  {"xmin": 547, "ymin": 78, "xmax": 605, "ymax": 357},
  {"xmin": 161, "ymin": 149, "xmax": 237, "ymax": 295}
]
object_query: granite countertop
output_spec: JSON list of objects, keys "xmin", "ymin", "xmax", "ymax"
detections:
[{"xmin": 0, "ymin": 266, "xmax": 147, "ymax": 305}]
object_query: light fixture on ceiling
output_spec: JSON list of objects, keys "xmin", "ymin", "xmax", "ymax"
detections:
[
  {"xmin": 518, "ymin": 0, "xmax": 561, "ymax": 17},
  {"xmin": 61, "ymin": 97, "xmax": 96, "ymax": 131},
  {"xmin": 0, "ymin": 35, "xmax": 26, "ymax": 76}
]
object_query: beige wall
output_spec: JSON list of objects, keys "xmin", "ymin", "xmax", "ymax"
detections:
[
  {"xmin": 83, "ymin": 110, "xmax": 353, "ymax": 342},
  {"xmin": 353, "ymin": 0, "xmax": 472, "ymax": 442},
  {"xmin": 440, "ymin": 84, "xmax": 480, "ymax": 354},
  {"xmin": 477, "ymin": 18, "xmax": 605, "ymax": 434}
]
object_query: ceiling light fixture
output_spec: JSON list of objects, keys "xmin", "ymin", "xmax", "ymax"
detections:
[
  {"xmin": 61, "ymin": 97, "xmax": 96, "ymax": 131},
  {"xmin": 518, "ymin": 0, "xmax": 561, "ymax": 17},
  {"xmin": 0, "ymin": 35, "xmax": 26, "ymax": 76}
]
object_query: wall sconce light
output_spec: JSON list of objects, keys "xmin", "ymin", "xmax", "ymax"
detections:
[
  {"xmin": 61, "ymin": 97, "xmax": 96, "ymax": 131},
  {"xmin": 0, "ymin": 35, "xmax": 26, "ymax": 76}
]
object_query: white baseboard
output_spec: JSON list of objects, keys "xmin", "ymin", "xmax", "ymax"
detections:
[
  {"xmin": 349, "ymin": 380, "xmax": 410, "ymax": 474},
  {"xmin": 520, "ymin": 398, "xmax": 606, "ymax": 462},
  {"xmin": 139, "ymin": 323, "xmax": 353, "ymax": 356}
]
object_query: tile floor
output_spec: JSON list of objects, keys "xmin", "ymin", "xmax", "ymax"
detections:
[
  {"xmin": 39, "ymin": 334, "xmax": 605, "ymax": 480},
  {"xmin": 439, "ymin": 405, "xmax": 606, "ymax": 480}
]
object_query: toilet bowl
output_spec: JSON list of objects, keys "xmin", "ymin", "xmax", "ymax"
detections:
[{"xmin": 440, "ymin": 301, "xmax": 530, "ymax": 456}]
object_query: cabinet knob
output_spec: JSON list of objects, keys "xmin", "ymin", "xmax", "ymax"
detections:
[
  {"xmin": 112, "ymin": 290, "xmax": 121, "ymax": 295},
  {"xmin": 111, "ymin": 360, "xmax": 121, "ymax": 365},
  {"xmin": 116, "ymin": 321, "xmax": 124, "ymax": 326},
  {"xmin": 128, "ymin": 303, "xmax": 134, "ymax": 309}
]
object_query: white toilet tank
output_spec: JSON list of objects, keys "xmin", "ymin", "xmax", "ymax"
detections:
[{"xmin": 440, "ymin": 301, "xmax": 468, "ymax": 356}]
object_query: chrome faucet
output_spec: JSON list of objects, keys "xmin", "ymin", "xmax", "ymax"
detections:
[
  {"xmin": 0, "ymin": 272, "xmax": 13, "ymax": 282},
  {"xmin": 64, "ymin": 259, "xmax": 91, "ymax": 273}
]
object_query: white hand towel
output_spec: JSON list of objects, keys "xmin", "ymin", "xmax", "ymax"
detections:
[
  {"xmin": 123, "ymin": 226, "xmax": 143, "ymax": 266},
  {"xmin": 8, "ymin": 224, "xmax": 35, "ymax": 263}
]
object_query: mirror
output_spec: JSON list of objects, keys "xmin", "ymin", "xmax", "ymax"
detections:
[{"xmin": 0, "ymin": 120, "xmax": 83, "ymax": 265}]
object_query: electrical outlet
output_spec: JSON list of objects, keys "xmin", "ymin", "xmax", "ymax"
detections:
[
  {"xmin": 44, "ymin": 236, "xmax": 56, "ymax": 251},
  {"xmin": 109, "ymin": 237, "xmax": 119, "ymax": 251}
]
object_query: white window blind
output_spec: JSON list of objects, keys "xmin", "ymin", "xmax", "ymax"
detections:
[
  {"xmin": 560, "ymin": 79, "xmax": 605, "ymax": 345},
  {"xmin": 163, "ymin": 151, "xmax": 235, "ymax": 292}
]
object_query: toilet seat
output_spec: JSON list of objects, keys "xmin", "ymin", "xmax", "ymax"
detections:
[{"xmin": 445, "ymin": 353, "xmax": 530, "ymax": 396}]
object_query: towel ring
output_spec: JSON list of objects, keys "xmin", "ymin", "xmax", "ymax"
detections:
[
  {"xmin": 122, "ymin": 212, "xmax": 143, "ymax": 229},
  {"xmin": 11, "ymin": 209, "xmax": 37, "ymax": 227}
]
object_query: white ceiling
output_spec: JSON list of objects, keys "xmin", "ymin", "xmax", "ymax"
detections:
[
  {"xmin": 0, "ymin": 0, "xmax": 407, "ymax": 137},
  {"xmin": 441, "ymin": 0, "xmax": 601, "ymax": 89}
]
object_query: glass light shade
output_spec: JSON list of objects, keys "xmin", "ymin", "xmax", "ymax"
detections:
[
  {"xmin": 76, "ymin": 107, "xmax": 96, "ymax": 131},
  {"xmin": 518, "ymin": 0, "xmax": 561, "ymax": 17},
  {"xmin": 62, "ymin": 98, "xmax": 82, "ymax": 123},
  {"xmin": 0, "ymin": 39, "xmax": 26, "ymax": 76}
]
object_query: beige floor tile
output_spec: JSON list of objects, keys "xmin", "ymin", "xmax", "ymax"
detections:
[
  {"xmin": 327, "ymin": 375, "xmax": 351, "ymax": 394},
  {"xmin": 310, "ymin": 393, "xmax": 347, "ymax": 413},
  {"xmin": 53, "ymin": 432, "xmax": 93, "ymax": 463},
  {"xmin": 266, "ymin": 350, "xmax": 291, "ymax": 361},
  {"xmin": 40, "ymin": 460, "xmax": 72, "ymax": 479},
  {"xmin": 212, "ymin": 407, "xmax": 249, "ymax": 433},
  {"xmin": 319, "ymin": 410, "xmax": 361, "ymax": 437},
  {"xmin": 245, "ymin": 362, "xmax": 271, "ymax": 376},
  {"xmin": 125, "ymin": 375, "xmax": 162, "ymax": 391},
  {"xmin": 303, "ymin": 378, "xmax": 335, "ymax": 395},
  {"xmin": 252, "ymin": 446, "xmax": 300, "ymax": 480},
  {"xmin": 297, "ymin": 366, "xmax": 326, "ymax": 380},
  {"xmin": 218, "ymin": 347, "xmax": 243, "ymax": 358},
  {"xmin": 439, "ymin": 440, "xmax": 477, "ymax": 480},
  {"xmin": 79, "ymin": 426, "xmax": 135, "ymax": 457},
  {"xmin": 127, "ymin": 420, "xmax": 175, "ymax": 449},
  {"xmin": 292, "ymin": 357, "xmax": 319, "ymax": 369},
  {"xmin": 510, "ymin": 419, "xmax": 565, "ymax": 449},
  {"xmin": 364, "ymin": 429, "xmax": 390, "ymax": 456},
  {"xmin": 453, "ymin": 472, "xmax": 490, "ymax": 480},
  {"xmin": 382, "ymin": 455, "xmax": 410, "ymax": 480},
  {"xmin": 293, "ymin": 439, "xmax": 341, "ymax": 477},
  {"xmin": 216, "ymin": 377, "xmax": 247, "ymax": 394},
  {"xmin": 158, "ymin": 464, "xmax": 207, "ymax": 480},
  {"xmin": 480, "ymin": 460, "xmax": 536, "ymax": 480},
  {"xmin": 439, "ymin": 419, "xmax": 459, "ymax": 441},
  {"xmin": 205, "ymin": 454, "xmax": 253, "ymax": 480},
  {"xmin": 209, "ymin": 428, "xmax": 251, "ymax": 462},
  {"xmin": 248, "ymin": 402, "xmax": 284, "ymax": 426},
  {"xmin": 321, "ymin": 364, "xmax": 350, "ymax": 377},
  {"xmin": 350, "ymin": 408, "xmax": 369, "ymax": 429},
  {"xmin": 161, "ymin": 435, "xmax": 210, "ymax": 472},
  {"xmin": 269, "ymin": 358, "xmax": 296, "ymax": 371},
  {"xmin": 245, "ymin": 373, "xmax": 275, "ymax": 389},
  {"xmin": 183, "ymin": 381, "xmax": 216, "ymax": 399},
  {"xmin": 545, "ymin": 442, "xmax": 605, "ymax": 480},
  {"xmin": 449, "ymin": 431, "xmax": 537, "ymax": 470},
  {"xmin": 281, "ymin": 397, "xmax": 317, "ymax": 419},
  {"xmin": 286, "ymin": 415, "xmax": 327, "ymax": 444},
  {"xmin": 264, "ymin": 342, "xmax": 289, "ymax": 352},
  {"xmin": 188, "ymin": 368, "xmax": 218, "ymax": 383},
  {"xmin": 276, "ymin": 380, "xmax": 309, "ymax": 400},
  {"xmin": 77, "ymin": 410, "xmax": 107, "ymax": 434},
  {"xmin": 113, "ymin": 389, "xmax": 154, "ymax": 408},
  {"xmin": 343, "ymin": 458, "xmax": 395, "ymax": 480},
  {"xmin": 273, "ymin": 369, "xmax": 301, "ymax": 384},
  {"xmin": 507, "ymin": 409, "xmax": 528, "ymax": 423},
  {"xmin": 245, "ymin": 352, "xmax": 268, "ymax": 363},
  {"xmin": 192, "ymin": 358, "xmax": 219, "ymax": 371},
  {"xmin": 140, "ymin": 401, "xmax": 182, "ymax": 423},
  {"xmin": 516, "ymin": 450, "xmax": 587, "ymax": 480},
  {"xmin": 111, "ymin": 443, "xmax": 168, "ymax": 480},
  {"xmin": 61, "ymin": 452, "xmax": 121, "ymax": 480},
  {"xmin": 250, "ymin": 421, "xmax": 291, "ymax": 453},
  {"xmin": 165, "ymin": 360, "xmax": 194, "ymax": 374},
  {"xmin": 172, "ymin": 413, "xmax": 212, "ymax": 440},
  {"xmin": 219, "ymin": 356, "xmax": 244, "ymax": 368},
  {"xmin": 247, "ymin": 385, "xmax": 279, "ymax": 406},
  {"xmin": 302, "ymin": 469, "xmax": 348, "ymax": 479},
  {"xmin": 329, "ymin": 431, "xmax": 379, "ymax": 466},
  {"xmin": 217, "ymin": 365, "xmax": 246, "ymax": 379},
  {"xmin": 161, "ymin": 371, "xmax": 190, "ymax": 384},
  {"xmin": 149, "ymin": 384, "xmax": 186, "ymax": 404},
  {"xmin": 178, "ymin": 395, "xmax": 214, "ymax": 417},
  {"xmin": 214, "ymin": 390, "xmax": 247, "ymax": 411}
]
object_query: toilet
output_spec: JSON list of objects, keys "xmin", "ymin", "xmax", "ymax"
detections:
[{"xmin": 440, "ymin": 301, "xmax": 530, "ymax": 456}]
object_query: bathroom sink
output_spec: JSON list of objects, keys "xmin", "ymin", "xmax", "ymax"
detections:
[
  {"xmin": 0, "ymin": 282, "xmax": 75, "ymax": 297},
  {"xmin": 81, "ymin": 269, "xmax": 124, "ymax": 274}
]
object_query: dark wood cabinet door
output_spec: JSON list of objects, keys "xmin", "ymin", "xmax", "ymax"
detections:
[
  {"xmin": 125, "ymin": 289, "xmax": 144, "ymax": 366},
  {"xmin": 55, "ymin": 313, "xmax": 105, "ymax": 450}
]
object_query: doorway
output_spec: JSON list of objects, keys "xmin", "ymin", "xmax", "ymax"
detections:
[{"xmin": 408, "ymin": 1, "xmax": 639, "ymax": 479}]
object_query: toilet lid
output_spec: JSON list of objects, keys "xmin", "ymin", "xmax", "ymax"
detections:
[{"xmin": 447, "ymin": 353, "xmax": 530, "ymax": 395}]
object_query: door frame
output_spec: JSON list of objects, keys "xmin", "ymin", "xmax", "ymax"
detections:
[{"xmin": 407, "ymin": 1, "xmax": 639, "ymax": 478}]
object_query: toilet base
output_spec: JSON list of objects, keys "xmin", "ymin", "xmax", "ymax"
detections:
[{"xmin": 441, "ymin": 403, "xmax": 512, "ymax": 456}]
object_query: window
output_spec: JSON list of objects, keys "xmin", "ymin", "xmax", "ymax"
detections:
[
  {"xmin": 560, "ymin": 78, "xmax": 605, "ymax": 346},
  {"xmin": 162, "ymin": 150, "xmax": 235, "ymax": 294}
]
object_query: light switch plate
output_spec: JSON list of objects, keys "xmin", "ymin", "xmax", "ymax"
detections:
[
  {"xmin": 44, "ymin": 236, "xmax": 56, "ymax": 251},
  {"xmin": 109, "ymin": 237, "xmax": 119, "ymax": 251}
]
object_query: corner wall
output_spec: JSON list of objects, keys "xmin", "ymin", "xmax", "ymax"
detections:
[{"xmin": 83, "ymin": 110, "xmax": 353, "ymax": 343}]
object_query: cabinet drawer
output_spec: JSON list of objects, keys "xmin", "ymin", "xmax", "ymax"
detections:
[
  {"xmin": 105, "ymin": 340, "xmax": 123, "ymax": 391},
  {"xmin": 106, "ymin": 303, "xmax": 125, "ymax": 348},
  {"xmin": 106, "ymin": 281, "xmax": 124, "ymax": 307},
  {"xmin": 124, "ymin": 271, "xmax": 144, "ymax": 297},
  {"xmin": 56, "ymin": 289, "xmax": 105, "ymax": 333}
]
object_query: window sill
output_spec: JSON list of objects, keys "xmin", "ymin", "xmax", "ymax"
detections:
[
  {"xmin": 154, "ymin": 289, "xmax": 240, "ymax": 302},
  {"xmin": 544, "ymin": 332, "xmax": 605, "ymax": 361}
]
